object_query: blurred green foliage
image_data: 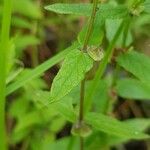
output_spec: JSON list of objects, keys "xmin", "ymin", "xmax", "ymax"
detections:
[{"xmin": 0, "ymin": 0, "xmax": 150, "ymax": 150}]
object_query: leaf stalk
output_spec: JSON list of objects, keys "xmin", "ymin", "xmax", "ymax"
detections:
[{"xmin": 79, "ymin": 0, "xmax": 99, "ymax": 150}]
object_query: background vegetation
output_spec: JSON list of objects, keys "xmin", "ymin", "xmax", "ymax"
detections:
[{"xmin": 0, "ymin": 0, "xmax": 150, "ymax": 150}]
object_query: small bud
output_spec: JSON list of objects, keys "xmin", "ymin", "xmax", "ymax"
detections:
[
  {"xmin": 71, "ymin": 121, "xmax": 92, "ymax": 137},
  {"xmin": 130, "ymin": 5, "xmax": 144, "ymax": 16},
  {"xmin": 87, "ymin": 46, "xmax": 104, "ymax": 61}
]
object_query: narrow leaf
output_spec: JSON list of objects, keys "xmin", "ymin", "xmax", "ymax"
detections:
[
  {"xmin": 6, "ymin": 43, "xmax": 79, "ymax": 95},
  {"xmin": 13, "ymin": 0, "xmax": 42, "ymax": 19},
  {"xmin": 45, "ymin": 3, "xmax": 128, "ymax": 19},
  {"xmin": 85, "ymin": 112, "xmax": 149, "ymax": 139},
  {"xmin": 45, "ymin": 3, "xmax": 92, "ymax": 16}
]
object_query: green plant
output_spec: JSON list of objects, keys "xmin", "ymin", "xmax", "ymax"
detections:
[
  {"xmin": 0, "ymin": 0, "xmax": 150, "ymax": 150},
  {"xmin": 0, "ymin": 0, "xmax": 12, "ymax": 149}
]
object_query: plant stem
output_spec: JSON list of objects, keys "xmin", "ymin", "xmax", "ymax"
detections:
[
  {"xmin": 84, "ymin": 20, "xmax": 125, "ymax": 113},
  {"xmin": 122, "ymin": 17, "xmax": 131, "ymax": 47},
  {"xmin": 82, "ymin": 0, "xmax": 99, "ymax": 51},
  {"xmin": 80, "ymin": 137, "xmax": 84, "ymax": 150},
  {"xmin": 79, "ymin": 0, "xmax": 99, "ymax": 123},
  {"xmin": 79, "ymin": 79, "xmax": 85, "ymax": 121},
  {"xmin": 31, "ymin": 27, "xmax": 39, "ymax": 67},
  {"xmin": 0, "ymin": 0, "xmax": 12, "ymax": 149},
  {"xmin": 79, "ymin": 0, "xmax": 99, "ymax": 150},
  {"xmin": 31, "ymin": 0, "xmax": 41, "ymax": 67}
]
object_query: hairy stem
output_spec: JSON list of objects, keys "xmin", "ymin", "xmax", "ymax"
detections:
[
  {"xmin": 84, "ymin": 20, "xmax": 125, "ymax": 113},
  {"xmin": 0, "ymin": 0, "xmax": 12, "ymax": 149},
  {"xmin": 79, "ymin": 0, "xmax": 99, "ymax": 150}
]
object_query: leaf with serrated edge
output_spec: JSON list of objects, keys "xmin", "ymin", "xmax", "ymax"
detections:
[{"xmin": 50, "ymin": 49, "xmax": 93, "ymax": 102}]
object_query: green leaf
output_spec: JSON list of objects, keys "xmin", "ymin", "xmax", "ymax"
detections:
[
  {"xmin": 89, "ymin": 80, "xmax": 109, "ymax": 113},
  {"xmin": 14, "ymin": 101, "xmax": 58, "ymax": 133},
  {"xmin": 12, "ymin": 90, "xmax": 75, "ymax": 134},
  {"xmin": 97, "ymin": 4, "xmax": 128, "ymax": 19},
  {"xmin": 6, "ymin": 40, "xmax": 15, "ymax": 75},
  {"xmin": 30, "ymin": 133, "xmax": 55, "ymax": 150},
  {"xmin": 14, "ymin": 111, "xmax": 42, "ymax": 133},
  {"xmin": 14, "ymin": 34, "xmax": 40, "ymax": 56},
  {"xmin": 11, "ymin": 128, "xmax": 30, "ymax": 144},
  {"xmin": 49, "ymin": 117, "xmax": 66, "ymax": 133},
  {"xmin": 45, "ymin": 3, "xmax": 128, "ymax": 19},
  {"xmin": 124, "ymin": 118, "xmax": 150, "ymax": 131},
  {"xmin": 12, "ymin": 16, "xmax": 32, "ymax": 29},
  {"xmin": 50, "ymin": 49, "xmax": 93, "ymax": 102},
  {"xmin": 78, "ymin": 16, "xmax": 104, "ymax": 46},
  {"xmin": 105, "ymin": 19, "xmax": 132, "ymax": 47},
  {"xmin": 132, "ymin": 14, "xmax": 150, "ymax": 37},
  {"xmin": 144, "ymin": 0, "xmax": 150, "ymax": 13},
  {"xmin": 85, "ymin": 112, "xmax": 149, "ymax": 139},
  {"xmin": 45, "ymin": 3, "xmax": 92, "ymax": 16},
  {"xmin": 6, "ymin": 67, "xmax": 23, "ymax": 85},
  {"xmin": 107, "ymin": 118, "xmax": 150, "ymax": 146},
  {"xmin": 9, "ymin": 97, "xmax": 29, "ymax": 120},
  {"xmin": 33, "ymin": 91, "xmax": 77, "ymax": 122},
  {"xmin": 13, "ymin": 0, "xmax": 42, "ymax": 19},
  {"xmin": 6, "ymin": 43, "xmax": 79, "ymax": 95},
  {"xmin": 116, "ymin": 78, "xmax": 150, "ymax": 100},
  {"xmin": 43, "ymin": 137, "xmax": 79, "ymax": 150},
  {"xmin": 117, "ymin": 51, "xmax": 150, "ymax": 83}
]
